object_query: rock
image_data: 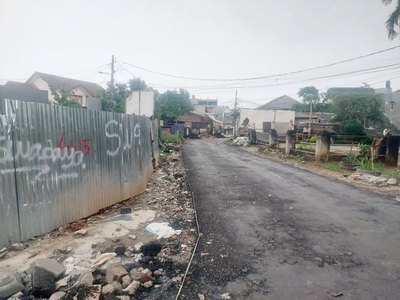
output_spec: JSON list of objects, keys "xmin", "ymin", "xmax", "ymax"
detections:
[
  {"xmin": 55, "ymin": 276, "xmax": 69, "ymax": 291},
  {"xmin": 121, "ymin": 259, "xmax": 140, "ymax": 272},
  {"xmin": 8, "ymin": 291, "xmax": 23, "ymax": 300},
  {"xmin": 143, "ymin": 280, "xmax": 153, "ymax": 288},
  {"xmin": 198, "ymin": 294, "xmax": 206, "ymax": 300},
  {"xmin": 96, "ymin": 258, "xmax": 122, "ymax": 275},
  {"xmin": 102, "ymin": 284, "xmax": 115, "ymax": 294},
  {"xmin": 171, "ymin": 276, "xmax": 182, "ymax": 283},
  {"xmin": 116, "ymin": 227, "xmax": 122, "ymax": 232},
  {"xmin": 141, "ymin": 241, "xmax": 162, "ymax": 257},
  {"xmin": 137, "ymin": 267, "xmax": 144, "ymax": 272},
  {"xmin": 134, "ymin": 242, "xmax": 144, "ymax": 253},
  {"xmin": 141, "ymin": 268, "xmax": 152, "ymax": 275},
  {"xmin": 120, "ymin": 207, "xmax": 132, "ymax": 214},
  {"xmin": 114, "ymin": 245, "xmax": 126, "ymax": 256},
  {"xmin": 376, "ymin": 177, "xmax": 388, "ymax": 183},
  {"xmin": 31, "ymin": 267, "xmax": 56, "ymax": 298},
  {"xmin": 105, "ymin": 266, "xmax": 128, "ymax": 284},
  {"xmin": 128, "ymin": 235, "xmax": 137, "ymax": 240},
  {"xmin": 116, "ymin": 296, "xmax": 130, "ymax": 300},
  {"xmin": 129, "ymin": 270, "xmax": 142, "ymax": 281},
  {"xmin": 153, "ymin": 269, "xmax": 163, "ymax": 276},
  {"xmin": 0, "ymin": 273, "xmax": 24, "ymax": 299},
  {"xmin": 122, "ymin": 280, "xmax": 140, "ymax": 295},
  {"xmin": 388, "ymin": 178, "xmax": 398, "ymax": 185},
  {"xmin": 49, "ymin": 291, "xmax": 66, "ymax": 300},
  {"xmin": 60, "ymin": 247, "xmax": 73, "ymax": 254},
  {"xmin": 112, "ymin": 237, "xmax": 120, "ymax": 243},
  {"xmin": 76, "ymin": 272, "xmax": 94, "ymax": 287},
  {"xmin": 112, "ymin": 281, "xmax": 123, "ymax": 295},
  {"xmin": 221, "ymin": 293, "xmax": 231, "ymax": 299},
  {"xmin": 380, "ymin": 183, "xmax": 390, "ymax": 187},
  {"xmin": 121, "ymin": 275, "xmax": 132, "ymax": 289},
  {"xmin": 140, "ymin": 273, "xmax": 152, "ymax": 284},
  {"xmin": 28, "ymin": 258, "xmax": 66, "ymax": 279},
  {"xmin": 73, "ymin": 229, "xmax": 88, "ymax": 237},
  {"xmin": 11, "ymin": 243, "xmax": 25, "ymax": 251}
]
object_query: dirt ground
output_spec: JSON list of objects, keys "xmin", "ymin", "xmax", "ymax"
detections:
[{"xmin": 180, "ymin": 139, "xmax": 400, "ymax": 300}]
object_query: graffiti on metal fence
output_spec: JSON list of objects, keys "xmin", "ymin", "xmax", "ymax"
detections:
[{"xmin": 105, "ymin": 120, "xmax": 141, "ymax": 156}]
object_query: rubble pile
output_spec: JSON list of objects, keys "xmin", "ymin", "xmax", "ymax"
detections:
[
  {"xmin": 0, "ymin": 145, "xmax": 197, "ymax": 300},
  {"xmin": 232, "ymin": 137, "xmax": 250, "ymax": 146},
  {"xmin": 346, "ymin": 171, "xmax": 398, "ymax": 187}
]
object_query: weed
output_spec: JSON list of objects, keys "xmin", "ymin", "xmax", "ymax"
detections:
[
  {"xmin": 160, "ymin": 133, "xmax": 183, "ymax": 144},
  {"xmin": 321, "ymin": 162, "xmax": 342, "ymax": 172}
]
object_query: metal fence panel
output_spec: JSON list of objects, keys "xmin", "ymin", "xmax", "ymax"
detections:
[
  {"xmin": 0, "ymin": 100, "xmax": 21, "ymax": 247},
  {"xmin": 0, "ymin": 99, "xmax": 157, "ymax": 247}
]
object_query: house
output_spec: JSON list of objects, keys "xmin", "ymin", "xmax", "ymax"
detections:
[
  {"xmin": 190, "ymin": 96, "xmax": 218, "ymax": 115},
  {"xmin": 239, "ymin": 108, "xmax": 295, "ymax": 133},
  {"xmin": 26, "ymin": 72, "xmax": 105, "ymax": 107},
  {"xmin": 257, "ymin": 95, "xmax": 300, "ymax": 110},
  {"xmin": 0, "ymin": 81, "xmax": 48, "ymax": 103}
]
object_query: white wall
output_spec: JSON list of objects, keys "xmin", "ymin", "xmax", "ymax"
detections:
[
  {"xmin": 126, "ymin": 91, "xmax": 154, "ymax": 117},
  {"xmin": 239, "ymin": 109, "xmax": 295, "ymax": 132}
]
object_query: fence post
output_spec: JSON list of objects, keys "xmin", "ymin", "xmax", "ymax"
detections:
[
  {"xmin": 285, "ymin": 130, "xmax": 296, "ymax": 155},
  {"xmin": 385, "ymin": 136, "xmax": 400, "ymax": 167},
  {"xmin": 315, "ymin": 131, "xmax": 331, "ymax": 162}
]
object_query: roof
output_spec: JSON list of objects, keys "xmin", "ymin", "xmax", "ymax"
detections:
[
  {"xmin": 27, "ymin": 72, "xmax": 105, "ymax": 97},
  {"xmin": 327, "ymin": 87, "xmax": 374, "ymax": 95},
  {"xmin": 257, "ymin": 95, "xmax": 300, "ymax": 110},
  {"xmin": 0, "ymin": 81, "xmax": 48, "ymax": 103},
  {"xmin": 190, "ymin": 98, "xmax": 218, "ymax": 105}
]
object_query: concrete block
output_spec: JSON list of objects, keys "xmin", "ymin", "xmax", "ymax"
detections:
[
  {"xmin": 28, "ymin": 258, "xmax": 66, "ymax": 279},
  {"xmin": 0, "ymin": 273, "xmax": 24, "ymax": 299}
]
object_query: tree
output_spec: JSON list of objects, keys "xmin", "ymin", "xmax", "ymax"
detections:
[
  {"xmin": 129, "ymin": 78, "xmax": 148, "ymax": 91},
  {"xmin": 292, "ymin": 87, "xmax": 332, "ymax": 112},
  {"xmin": 49, "ymin": 86, "xmax": 82, "ymax": 108},
  {"xmin": 331, "ymin": 92, "xmax": 386, "ymax": 128},
  {"xmin": 100, "ymin": 82, "xmax": 129, "ymax": 113},
  {"xmin": 156, "ymin": 89, "xmax": 193, "ymax": 122},
  {"xmin": 381, "ymin": 0, "xmax": 400, "ymax": 39}
]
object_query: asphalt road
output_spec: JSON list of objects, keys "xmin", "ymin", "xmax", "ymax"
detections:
[{"xmin": 180, "ymin": 139, "xmax": 400, "ymax": 300}]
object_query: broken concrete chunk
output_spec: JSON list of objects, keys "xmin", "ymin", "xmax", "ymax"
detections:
[
  {"xmin": 73, "ymin": 229, "xmax": 88, "ymax": 237},
  {"xmin": 0, "ymin": 247, "xmax": 7, "ymax": 254},
  {"xmin": 134, "ymin": 242, "xmax": 144, "ymax": 253},
  {"xmin": 143, "ymin": 280, "xmax": 153, "ymax": 288},
  {"xmin": 388, "ymin": 178, "xmax": 398, "ymax": 185},
  {"xmin": 129, "ymin": 269, "xmax": 142, "ymax": 281},
  {"xmin": 0, "ymin": 273, "xmax": 24, "ymax": 299},
  {"xmin": 105, "ymin": 266, "xmax": 128, "ymax": 284},
  {"xmin": 0, "ymin": 251, "xmax": 8, "ymax": 259},
  {"xmin": 198, "ymin": 294, "xmax": 206, "ymax": 300},
  {"xmin": 128, "ymin": 235, "xmax": 137, "ymax": 240},
  {"xmin": 102, "ymin": 284, "xmax": 115, "ymax": 294},
  {"xmin": 10, "ymin": 243, "xmax": 25, "ymax": 251},
  {"xmin": 28, "ymin": 258, "xmax": 66, "ymax": 279},
  {"xmin": 121, "ymin": 275, "xmax": 132, "ymax": 289},
  {"xmin": 116, "ymin": 296, "xmax": 130, "ymax": 300},
  {"xmin": 122, "ymin": 280, "xmax": 140, "ymax": 295},
  {"xmin": 31, "ymin": 267, "xmax": 56, "ymax": 298},
  {"xmin": 49, "ymin": 291, "xmax": 66, "ymax": 300},
  {"xmin": 140, "ymin": 273, "xmax": 152, "ymax": 284}
]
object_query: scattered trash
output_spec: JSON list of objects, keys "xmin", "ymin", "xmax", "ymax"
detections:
[
  {"xmin": 221, "ymin": 293, "xmax": 231, "ymax": 299},
  {"xmin": 145, "ymin": 223, "xmax": 182, "ymax": 239}
]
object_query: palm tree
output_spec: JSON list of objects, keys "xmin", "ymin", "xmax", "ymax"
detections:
[{"xmin": 382, "ymin": 0, "xmax": 400, "ymax": 39}]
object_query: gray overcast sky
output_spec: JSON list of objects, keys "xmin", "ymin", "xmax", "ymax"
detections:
[{"xmin": 0, "ymin": 0, "xmax": 399, "ymax": 107}]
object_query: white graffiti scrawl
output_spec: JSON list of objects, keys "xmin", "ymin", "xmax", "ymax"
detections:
[{"xmin": 105, "ymin": 120, "xmax": 141, "ymax": 156}]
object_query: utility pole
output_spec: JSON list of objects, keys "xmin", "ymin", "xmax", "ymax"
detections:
[
  {"xmin": 111, "ymin": 55, "xmax": 115, "ymax": 102},
  {"xmin": 308, "ymin": 101, "xmax": 312, "ymax": 139},
  {"xmin": 234, "ymin": 90, "xmax": 238, "ymax": 137}
]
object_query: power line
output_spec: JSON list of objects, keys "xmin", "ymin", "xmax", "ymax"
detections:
[{"xmin": 123, "ymin": 45, "xmax": 400, "ymax": 82}]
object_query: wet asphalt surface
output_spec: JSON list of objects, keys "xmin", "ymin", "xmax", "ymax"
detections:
[{"xmin": 179, "ymin": 139, "xmax": 400, "ymax": 300}]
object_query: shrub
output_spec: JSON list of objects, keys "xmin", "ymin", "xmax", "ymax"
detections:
[
  {"xmin": 343, "ymin": 121, "xmax": 365, "ymax": 136},
  {"xmin": 309, "ymin": 136, "xmax": 317, "ymax": 143}
]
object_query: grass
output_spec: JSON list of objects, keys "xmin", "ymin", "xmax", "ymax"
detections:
[
  {"xmin": 160, "ymin": 132, "xmax": 183, "ymax": 144},
  {"xmin": 320, "ymin": 162, "xmax": 343, "ymax": 172},
  {"xmin": 297, "ymin": 143, "xmax": 315, "ymax": 153}
]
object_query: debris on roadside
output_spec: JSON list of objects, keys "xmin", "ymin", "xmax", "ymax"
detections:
[
  {"xmin": 0, "ymin": 143, "xmax": 196, "ymax": 300},
  {"xmin": 232, "ymin": 137, "xmax": 250, "ymax": 146}
]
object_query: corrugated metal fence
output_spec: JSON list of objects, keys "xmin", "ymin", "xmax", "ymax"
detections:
[{"xmin": 0, "ymin": 99, "xmax": 159, "ymax": 248}]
